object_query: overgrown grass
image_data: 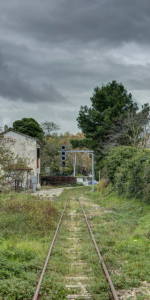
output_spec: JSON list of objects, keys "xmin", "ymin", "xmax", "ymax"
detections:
[
  {"xmin": 76, "ymin": 186, "xmax": 150, "ymax": 297},
  {"xmin": 1, "ymin": 186, "xmax": 150, "ymax": 299},
  {"xmin": 0, "ymin": 191, "xmax": 68, "ymax": 299}
]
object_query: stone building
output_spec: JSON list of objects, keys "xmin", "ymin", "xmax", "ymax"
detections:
[{"xmin": 3, "ymin": 129, "xmax": 41, "ymax": 189}]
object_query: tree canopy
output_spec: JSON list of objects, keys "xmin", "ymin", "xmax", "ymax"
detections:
[
  {"xmin": 40, "ymin": 121, "xmax": 60, "ymax": 137},
  {"xmin": 70, "ymin": 80, "xmax": 139, "ymax": 168},
  {"xmin": 12, "ymin": 118, "xmax": 43, "ymax": 139},
  {"xmin": 109, "ymin": 103, "xmax": 150, "ymax": 148}
]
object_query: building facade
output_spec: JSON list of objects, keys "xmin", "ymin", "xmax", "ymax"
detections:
[{"xmin": 3, "ymin": 130, "xmax": 41, "ymax": 189}]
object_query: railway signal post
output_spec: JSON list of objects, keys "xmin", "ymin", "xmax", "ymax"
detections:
[
  {"xmin": 61, "ymin": 145, "xmax": 66, "ymax": 167},
  {"xmin": 59, "ymin": 147, "xmax": 95, "ymax": 192}
]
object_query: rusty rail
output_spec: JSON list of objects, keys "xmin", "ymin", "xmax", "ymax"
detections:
[
  {"xmin": 32, "ymin": 197, "xmax": 68, "ymax": 300},
  {"xmin": 78, "ymin": 198, "xmax": 119, "ymax": 300},
  {"xmin": 32, "ymin": 196, "xmax": 119, "ymax": 300}
]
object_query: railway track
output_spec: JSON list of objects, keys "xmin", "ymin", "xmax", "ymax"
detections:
[{"xmin": 32, "ymin": 195, "xmax": 119, "ymax": 300}]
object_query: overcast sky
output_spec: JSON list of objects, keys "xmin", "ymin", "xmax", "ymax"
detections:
[{"xmin": 0, "ymin": 0, "xmax": 150, "ymax": 133}]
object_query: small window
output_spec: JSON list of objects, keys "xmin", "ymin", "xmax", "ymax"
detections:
[
  {"xmin": 37, "ymin": 158, "xmax": 39, "ymax": 168},
  {"xmin": 37, "ymin": 148, "xmax": 40, "ymax": 158}
]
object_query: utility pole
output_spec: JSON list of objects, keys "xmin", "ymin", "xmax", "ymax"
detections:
[
  {"xmin": 92, "ymin": 152, "xmax": 94, "ymax": 192},
  {"xmin": 74, "ymin": 154, "xmax": 76, "ymax": 177}
]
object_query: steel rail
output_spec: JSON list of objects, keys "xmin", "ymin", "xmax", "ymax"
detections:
[
  {"xmin": 78, "ymin": 198, "xmax": 119, "ymax": 300},
  {"xmin": 32, "ymin": 197, "xmax": 68, "ymax": 300}
]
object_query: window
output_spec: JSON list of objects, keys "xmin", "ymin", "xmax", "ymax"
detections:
[
  {"xmin": 37, "ymin": 148, "xmax": 40, "ymax": 168},
  {"xmin": 37, "ymin": 159, "xmax": 39, "ymax": 168},
  {"xmin": 37, "ymin": 148, "xmax": 40, "ymax": 158}
]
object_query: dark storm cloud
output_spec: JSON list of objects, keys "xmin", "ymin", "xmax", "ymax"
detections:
[
  {"xmin": 1, "ymin": 0, "xmax": 150, "ymax": 46},
  {"xmin": 0, "ymin": 0, "xmax": 150, "ymax": 131},
  {"xmin": 0, "ymin": 55, "xmax": 68, "ymax": 104}
]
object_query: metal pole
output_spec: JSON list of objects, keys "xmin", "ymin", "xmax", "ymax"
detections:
[
  {"xmin": 99, "ymin": 170, "xmax": 100, "ymax": 181},
  {"xmin": 92, "ymin": 153, "xmax": 94, "ymax": 192},
  {"xmin": 59, "ymin": 150, "xmax": 94, "ymax": 153},
  {"xmin": 73, "ymin": 155, "xmax": 75, "ymax": 176},
  {"xmin": 74, "ymin": 154, "xmax": 76, "ymax": 177}
]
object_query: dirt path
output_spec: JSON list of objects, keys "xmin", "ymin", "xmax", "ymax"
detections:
[
  {"xmin": 31, "ymin": 188, "xmax": 64, "ymax": 200},
  {"xmin": 31, "ymin": 187, "xmax": 87, "ymax": 200}
]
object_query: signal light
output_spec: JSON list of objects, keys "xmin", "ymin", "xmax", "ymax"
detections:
[
  {"xmin": 61, "ymin": 145, "xmax": 66, "ymax": 167},
  {"xmin": 61, "ymin": 161, "xmax": 65, "ymax": 167}
]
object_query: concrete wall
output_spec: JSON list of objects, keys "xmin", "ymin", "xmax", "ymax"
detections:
[
  {"xmin": 4, "ymin": 131, "xmax": 41, "ymax": 188},
  {"xmin": 76, "ymin": 176, "xmax": 88, "ymax": 186}
]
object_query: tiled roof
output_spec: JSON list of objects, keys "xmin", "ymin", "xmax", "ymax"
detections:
[
  {"xmin": 4, "ymin": 129, "xmax": 41, "ymax": 145},
  {"xmin": 4, "ymin": 164, "xmax": 33, "ymax": 171}
]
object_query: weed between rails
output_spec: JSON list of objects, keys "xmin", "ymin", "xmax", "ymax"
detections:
[
  {"xmin": 77, "ymin": 214, "xmax": 112, "ymax": 299},
  {"xmin": 39, "ymin": 193, "xmax": 113, "ymax": 300}
]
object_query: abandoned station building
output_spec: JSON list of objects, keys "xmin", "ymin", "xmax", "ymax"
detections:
[{"xmin": 3, "ymin": 129, "xmax": 41, "ymax": 189}]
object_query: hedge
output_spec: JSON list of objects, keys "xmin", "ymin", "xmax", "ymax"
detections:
[{"xmin": 105, "ymin": 146, "xmax": 150, "ymax": 202}]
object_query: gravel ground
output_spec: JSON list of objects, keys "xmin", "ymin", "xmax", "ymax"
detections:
[{"xmin": 31, "ymin": 188, "xmax": 64, "ymax": 199}]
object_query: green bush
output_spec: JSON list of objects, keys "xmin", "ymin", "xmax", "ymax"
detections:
[
  {"xmin": 96, "ymin": 178, "xmax": 110, "ymax": 192},
  {"xmin": 105, "ymin": 146, "xmax": 139, "ymax": 183},
  {"xmin": 106, "ymin": 146, "xmax": 150, "ymax": 202}
]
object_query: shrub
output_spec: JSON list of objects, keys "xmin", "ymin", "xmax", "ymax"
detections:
[
  {"xmin": 105, "ymin": 146, "xmax": 139, "ymax": 183},
  {"xmin": 97, "ymin": 178, "xmax": 110, "ymax": 192},
  {"xmin": 105, "ymin": 146, "xmax": 150, "ymax": 202}
]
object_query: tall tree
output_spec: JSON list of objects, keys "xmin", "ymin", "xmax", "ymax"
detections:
[
  {"xmin": 70, "ymin": 80, "xmax": 138, "ymax": 169},
  {"xmin": 108, "ymin": 103, "xmax": 150, "ymax": 148},
  {"xmin": 41, "ymin": 121, "xmax": 60, "ymax": 137},
  {"xmin": 13, "ymin": 118, "xmax": 43, "ymax": 139}
]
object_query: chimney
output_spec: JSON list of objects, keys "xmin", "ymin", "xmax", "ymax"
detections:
[{"xmin": 4, "ymin": 125, "xmax": 8, "ymax": 132}]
